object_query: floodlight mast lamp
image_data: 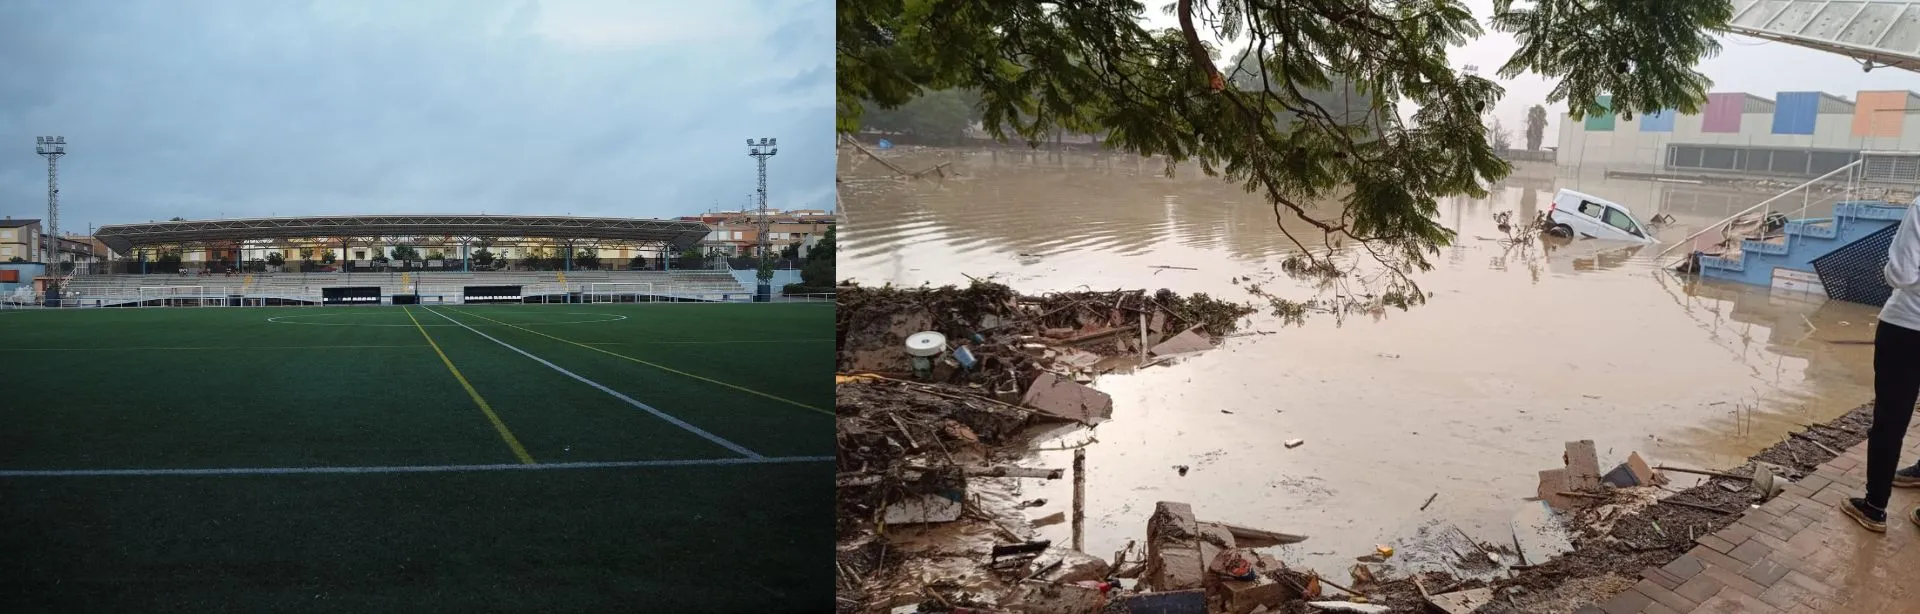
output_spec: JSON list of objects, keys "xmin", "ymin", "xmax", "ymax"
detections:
[
  {"xmin": 34, "ymin": 136, "xmax": 66, "ymax": 289},
  {"xmin": 746, "ymin": 137, "xmax": 777, "ymax": 299}
]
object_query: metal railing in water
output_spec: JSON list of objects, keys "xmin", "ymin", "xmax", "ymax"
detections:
[{"xmin": 1657, "ymin": 160, "xmax": 1865, "ymax": 268}]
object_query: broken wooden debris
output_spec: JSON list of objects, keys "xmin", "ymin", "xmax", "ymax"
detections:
[
  {"xmin": 1656, "ymin": 465, "xmax": 1751, "ymax": 480},
  {"xmin": 1510, "ymin": 500, "xmax": 1575, "ymax": 568},
  {"xmin": 990, "ymin": 540, "xmax": 1052, "ymax": 562},
  {"xmin": 1021, "ymin": 372, "xmax": 1114, "ymax": 425},
  {"xmin": 1536, "ymin": 468, "xmax": 1574, "ymax": 511},
  {"xmin": 1304, "ymin": 601, "xmax": 1391, "ymax": 613},
  {"xmin": 1426, "ymin": 587, "xmax": 1497, "ymax": 614},
  {"xmin": 882, "ymin": 491, "xmax": 965, "ymax": 525},
  {"xmin": 1215, "ymin": 521, "xmax": 1309, "ymax": 547},
  {"xmin": 964, "ymin": 466, "xmax": 1064, "ymax": 479},
  {"xmin": 1627, "ymin": 451, "xmax": 1667, "ymax": 486},
  {"xmin": 1148, "ymin": 325, "xmax": 1213, "ymax": 357}
]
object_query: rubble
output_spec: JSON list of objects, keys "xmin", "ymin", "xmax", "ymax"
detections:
[
  {"xmin": 838, "ymin": 280, "xmax": 1886, "ymax": 614},
  {"xmin": 835, "ymin": 281, "xmax": 1255, "ymax": 614}
]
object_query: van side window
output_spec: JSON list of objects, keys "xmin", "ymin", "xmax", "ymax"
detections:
[
  {"xmin": 1602, "ymin": 207, "xmax": 1642, "ymax": 237},
  {"xmin": 1578, "ymin": 200, "xmax": 1607, "ymax": 218}
]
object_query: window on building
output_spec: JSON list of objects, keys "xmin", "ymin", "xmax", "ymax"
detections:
[
  {"xmin": 0, "ymin": 229, "xmax": 12, "ymax": 241},
  {"xmin": 1770, "ymin": 150, "xmax": 1809, "ymax": 175},
  {"xmin": 1810, "ymin": 151, "xmax": 1856, "ymax": 177},
  {"xmin": 1700, "ymin": 147, "xmax": 1737, "ymax": 170}
]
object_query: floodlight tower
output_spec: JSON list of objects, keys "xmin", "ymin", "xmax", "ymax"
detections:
[
  {"xmin": 747, "ymin": 137, "xmax": 777, "ymax": 302},
  {"xmin": 34, "ymin": 136, "xmax": 66, "ymax": 293}
]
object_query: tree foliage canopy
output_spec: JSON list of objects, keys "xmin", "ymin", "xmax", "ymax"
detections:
[
  {"xmin": 839, "ymin": 0, "xmax": 1728, "ymax": 292},
  {"xmin": 862, "ymin": 89, "xmax": 982, "ymax": 141}
]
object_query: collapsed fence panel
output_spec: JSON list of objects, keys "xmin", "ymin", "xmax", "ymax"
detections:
[{"xmin": 1812, "ymin": 224, "xmax": 1898, "ymax": 307}]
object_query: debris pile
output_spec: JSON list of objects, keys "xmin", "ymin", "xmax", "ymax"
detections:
[{"xmin": 835, "ymin": 281, "xmax": 1255, "ymax": 613}]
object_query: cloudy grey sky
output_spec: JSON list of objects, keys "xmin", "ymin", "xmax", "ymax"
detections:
[
  {"xmin": 0, "ymin": 0, "xmax": 833, "ymax": 233},
  {"xmin": 1149, "ymin": 0, "xmax": 1918, "ymax": 148}
]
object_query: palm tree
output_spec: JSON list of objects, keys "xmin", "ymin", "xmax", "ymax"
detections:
[{"xmin": 1525, "ymin": 105, "xmax": 1548, "ymax": 152}]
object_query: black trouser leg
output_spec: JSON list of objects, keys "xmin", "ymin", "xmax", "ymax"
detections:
[{"xmin": 1866, "ymin": 321, "xmax": 1920, "ymax": 510}]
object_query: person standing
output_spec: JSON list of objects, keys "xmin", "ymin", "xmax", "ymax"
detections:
[{"xmin": 1842, "ymin": 196, "xmax": 1920, "ymax": 532}]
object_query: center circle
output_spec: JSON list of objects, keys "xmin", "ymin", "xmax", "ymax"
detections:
[{"xmin": 266, "ymin": 311, "xmax": 629, "ymax": 327}]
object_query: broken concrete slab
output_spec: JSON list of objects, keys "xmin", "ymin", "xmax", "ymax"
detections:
[
  {"xmin": 881, "ymin": 491, "xmax": 964, "ymax": 525},
  {"xmin": 1627, "ymin": 451, "xmax": 1666, "ymax": 486},
  {"xmin": 1146, "ymin": 502, "xmax": 1207, "ymax": 591},
  {"xmin": 1149, "ymin": 326, "xmax": 1212, "ymax": 357},
  {"xmin": 1123, "ymin": 589, "xmax": 1205, "ymax": 614},
  {"xmin": 1149, "ymin": 501, "xmax": 1201, "ymax": 538},
  {"xmin": 1565, "ymin": 440, "xmax": 1602, "ymax": 491},
  {"xmin": 1536, "ymin": 468, "xmax": 1573, "ymax": 511},
  {"xmin": 1304, "ymin": 602, "xmax": 1391, "ymax": 613},
  {"xmin": 1031, "ymin": 548, "xmax": 1112, "ymax": 584},
  {"xmin": 1193, "ymin": 523, "xmax": 1236, "ymax": 585},
  {"xmin": 1427, "ymin": 587, "xmax": 1496, "ymax": 614},
  {"xmin": 1022, "ymin": 372, "xmax": 1114, "ymax": 425},
  {"xmin": 1510, "ymin": 500, "xmax": 1575, "ymax": 567},
  {"xmin": 1147, "ymin": 538, "xmax": 1207, "ymax": 591}
]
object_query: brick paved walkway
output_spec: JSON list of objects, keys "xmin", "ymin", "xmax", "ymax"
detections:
[{"xmin": 1586, "ymin": 420, "xmax": 1920, "ymax": 613}]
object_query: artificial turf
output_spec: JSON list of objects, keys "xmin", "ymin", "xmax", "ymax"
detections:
[{"xmin": 0, "ymin": 302, "xmax": 834, "ymax": 613}]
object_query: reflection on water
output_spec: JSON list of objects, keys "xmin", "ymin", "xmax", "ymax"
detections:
[{"xmin": 838, "ymin": 148, "xmax": 1882, "ymax": 577}]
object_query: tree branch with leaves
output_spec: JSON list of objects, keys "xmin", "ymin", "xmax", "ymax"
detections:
[{"xmin": 839, "ymin": 0, "xmax": 1728, "ymax": 307}]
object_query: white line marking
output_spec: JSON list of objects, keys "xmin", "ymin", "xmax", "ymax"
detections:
[
  {"xmin": 421, "ymin": 306, "xmax": 765, "ymax": 459},
  {"xmin": 0, "ymin": 455, "xmax": 832, "ymax": 477},
  {"xmin": 0, "ymin": 345, "xmax": 428, "ymax": 352},
  {"xmin": 268, "ymin": 312, "xmax": 627, "ymax": 327}
]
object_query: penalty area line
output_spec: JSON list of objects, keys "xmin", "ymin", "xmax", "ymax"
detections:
[
  {"xmin": 421, "ymin": 305, "xmax": 765, "ymax": 460},
  {"xmin": 0, "ymin": 456, "xmax": 835, "ymax": 478}
]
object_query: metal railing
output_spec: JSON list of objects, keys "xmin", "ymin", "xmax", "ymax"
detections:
[
  {"xmin": 1658, "ymin": 159, "xmax": 1864, "ymax": 267},
  {"xmin": 4, "ymin": 287, "xmax": 837, "ymax": 309}
]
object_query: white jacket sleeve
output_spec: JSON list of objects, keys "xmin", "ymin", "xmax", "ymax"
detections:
[{"xmin": 1886, "ymin": 197, "xmax": 1920, "ymax": 293}]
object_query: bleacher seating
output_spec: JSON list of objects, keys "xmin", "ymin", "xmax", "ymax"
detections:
[{"xmin": 60, "ymin": 269, "xmax": 756, "ymax": 304}]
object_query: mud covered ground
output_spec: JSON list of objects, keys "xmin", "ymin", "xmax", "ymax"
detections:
[{"xmin": 1341, "ymin": 403, "xmax": 1875, "ymax": 613}]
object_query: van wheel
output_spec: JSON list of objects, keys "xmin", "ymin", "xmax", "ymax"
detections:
[{"xmin": 1547, "ymin": 224, "xmax": 1574, "ymax": 238}]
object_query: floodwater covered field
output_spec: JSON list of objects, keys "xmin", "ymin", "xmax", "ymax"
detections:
[{"xmin": 837, "ymin": 148, "xmax": 1882, "ymax": 577}]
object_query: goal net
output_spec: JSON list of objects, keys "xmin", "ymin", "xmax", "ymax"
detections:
[
  {"xmin": 139, "ymin": 286, "xmax": 205, "ymax": 300},
  {"xmin": 587, "ymin": 282, "xmax": 655, "ymax": 303}
]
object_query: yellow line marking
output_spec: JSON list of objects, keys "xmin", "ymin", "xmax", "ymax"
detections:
[
  {"xmin": 448, "ymin": 308, "xmax": 832, "ymax": 417},
  {"xmin": 404, "ymin": 306, "xmax": 537, "ymax": 464}
]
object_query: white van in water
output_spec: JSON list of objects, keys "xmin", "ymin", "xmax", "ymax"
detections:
[{"xmin": 1545, "ymin": 189, "xmax": 1658, "ymax": 244}]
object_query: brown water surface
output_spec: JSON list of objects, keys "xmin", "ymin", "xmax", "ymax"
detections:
[{"xmin": 838, "ymin": 148, "xmax": 1882, "ymax": 577}]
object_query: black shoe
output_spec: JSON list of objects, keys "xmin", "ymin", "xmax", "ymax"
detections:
[
  {"xmin": 1895, "ymin": 464, "xmax": 1920, "ymax": 488},
  {"xmin": 1842, "ymin": 498, "xmax": 1888, "ymax": 532}
]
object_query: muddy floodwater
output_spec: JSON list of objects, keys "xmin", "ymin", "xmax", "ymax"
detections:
[{"xmin": 838, "ymin": 148, "xmax": 1883, "ymax": 578}]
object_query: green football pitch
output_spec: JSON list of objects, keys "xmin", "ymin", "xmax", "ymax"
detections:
[{"xmin": 0, "ymin": 303, "xmax": 833, "ymax": 613}]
